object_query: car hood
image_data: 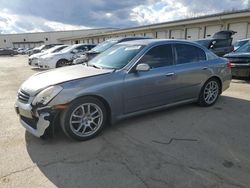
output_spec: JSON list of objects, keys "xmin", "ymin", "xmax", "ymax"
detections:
[
  {"xmin": 224, "ymin": 52, "xmax": 250, "ymax": 58},
  {"xmin": 20, "ymin": 65, "xmax": 113, "ymax": 95}
]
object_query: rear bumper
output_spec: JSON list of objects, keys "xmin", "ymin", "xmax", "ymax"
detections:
[
  {"xmin": 231, "ymin": 63, "xmax": 250, "ymax": 77},
  {"xmin": 15, "ymin": 101, "xmax": 52, "ymax": 137}
]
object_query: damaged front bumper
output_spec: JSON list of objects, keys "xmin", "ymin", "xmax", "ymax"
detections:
[{"xmin": 15, "ymin": 100, "xmax": 56, "ymax": 137}]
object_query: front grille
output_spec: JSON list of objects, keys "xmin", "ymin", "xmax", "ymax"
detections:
[
  {"xmin": 18, "ymin": 90, "xmax": 30, "ymax": 103},
  {"xmin": 20, "ymin": 115, "xmax": 37, "ymax": 129}
]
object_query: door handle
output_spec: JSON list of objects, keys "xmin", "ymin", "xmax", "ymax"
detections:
[
  {"xmin": 202, "ymin": 67, "xmax": 208, "ymax": 70},
  {"xmin": 165, "ymin": 72, "xmax": 175, "ymax": 77}
]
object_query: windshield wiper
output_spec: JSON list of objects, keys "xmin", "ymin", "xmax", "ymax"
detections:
[{"xmin": 87, "ymin": 64, "xmax": 102, "ymax": 69}]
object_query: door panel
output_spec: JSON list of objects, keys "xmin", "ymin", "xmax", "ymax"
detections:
[
  {"xmin": 172, "ymin": 63, "xmax": 210, "ymax": 100},
  {"xmin": 124, "ymin": 66, "xmax": 177, "ymax": 113},
  {"xmin": 173, "ymin": 44, "xmax": 210, "ymax": 100},
  {"xmin": 123, "ymin": 44, "xmax": 176, "ymax": 113}
]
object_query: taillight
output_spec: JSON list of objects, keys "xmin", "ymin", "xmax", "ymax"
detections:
[{"xmin": 227, "ymin": 61, "xmax": 232, "ymax": 69}]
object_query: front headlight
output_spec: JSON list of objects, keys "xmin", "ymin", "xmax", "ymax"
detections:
[{"xmin": 32, "ymin": 85, "xmax": 63, "ymax": 106}]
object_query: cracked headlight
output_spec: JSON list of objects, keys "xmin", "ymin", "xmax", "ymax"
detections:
[{"xmin": 32, "ymin": 85, "xmax": 63, "ymax": 106}]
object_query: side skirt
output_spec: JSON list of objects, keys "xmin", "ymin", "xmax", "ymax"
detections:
[{"xmin": 113, "ymin": 98, "xmax": 197, "ymax": 123}]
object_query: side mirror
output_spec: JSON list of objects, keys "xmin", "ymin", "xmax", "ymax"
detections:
[{"xmin": 135, "ymin": 63, "xmax": 150, "ymax": 72}]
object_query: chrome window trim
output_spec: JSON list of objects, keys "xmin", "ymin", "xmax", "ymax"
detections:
[
  {"xmin": 126, "ymin": 43, "xmax": 174, "ymax": 73},
  {"xmin": 126, "ymin": 41, "xmax": 208, "ymax": 74}
]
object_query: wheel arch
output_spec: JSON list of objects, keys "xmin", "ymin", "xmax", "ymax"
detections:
[
  {"xmin": 205, "ymin": 76, "xmax": 222, "ymax": 94},
  {"xmin": 73, "ymin": 94, "xmax": 112, "ymax": 123},
  {"xmin": 56, "ymin": 58, "xmax": 69, "ymax": 67}
]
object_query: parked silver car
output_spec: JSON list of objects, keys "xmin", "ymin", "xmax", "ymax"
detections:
[{"xmin": 15, "ymin": 39, "xmax": 231, "ymax": 141}]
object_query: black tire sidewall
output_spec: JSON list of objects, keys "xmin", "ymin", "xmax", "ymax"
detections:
[
  {"xmin": 60, "ymin": 97, "xmax": 107, "ymax": 141},
  {"xmin": 56, "ymin": 59, "xmax": 68, "ymax": 68},
  {"xmin": 198, "ymin": 78, "xmax": 220, "ymax": 107}
]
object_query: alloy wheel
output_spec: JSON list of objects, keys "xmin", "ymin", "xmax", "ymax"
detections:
[
  {"xmin": 69, "ymin": 103, "xmax": 103, "ymax": 137},
  {"xmin": 203, "ymin": 80, "xmax": 219, "ymax": 104}
]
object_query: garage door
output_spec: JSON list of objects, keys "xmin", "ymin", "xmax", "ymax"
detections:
[
  {"xmin": 134, "ymin": 33, "xmax": 144, "ymax": 37},
  {"xmin": 156, "ymin": 31, "xmax": 167, "ymax": 39},
  {"xmin": 205, "ymin": 25, "xmax": 222, "ymax": 38},
  {"xmin": 170, "ymin": 30, "xmax": 183, "ymax": 39},
  {"xmin": 229, "ymin": 22, "xmax": 248, "ymax": 42},
  {"xmin": 186, "ymin": 28, "xmax": 200, "ymax": 40},
  {"xmin": 93, "ymin": 38, "xmax": 98, "ymax": 44},
  {"xmin": 144, "ymin": 32, "xmax": 154, "ymax": 38},
  {"xmin": 247, "ymin": 24, "xmax": 250, "ymax": 38}
]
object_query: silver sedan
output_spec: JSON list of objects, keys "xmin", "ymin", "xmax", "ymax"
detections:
[{"xmin": 15, "ymin": 39, "xmax": 231, "ymax": 141}]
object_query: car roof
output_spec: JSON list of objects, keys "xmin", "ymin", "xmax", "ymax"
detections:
[
  {"xmin": 106, "ymin": 36, "xmax": 151, "ymax": 42},
  {"xmin": 195, "ymin": 39, "xmax": 214, "ymax": 42},
  {"xmin": 118, "ymin": 39, "xmax": 202, "ymax": 46}
]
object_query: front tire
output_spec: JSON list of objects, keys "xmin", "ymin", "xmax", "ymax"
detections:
[
  {"xmin": 60, "ymin": 97, "xmax": 107, "ymax": 141},
  {"xmin": 56, "ymin": 59, "xmax": 69, "ymax": 68},
  {"xmin": 198, "ymin": 78, "xmax": 220, "ymax": 107}
]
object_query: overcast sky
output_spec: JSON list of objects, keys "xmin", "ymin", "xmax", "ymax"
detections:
[{"xmin": 0, "ymin": 0, "xmax": 249, "ymax": 34}]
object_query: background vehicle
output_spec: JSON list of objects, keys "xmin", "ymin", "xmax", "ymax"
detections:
[
  {"xmin": 15, "ymin": 39, "xmax": 231, "ymax": 141},
  {"xmin": 28, "ymin": 45, "xmax": 68, "ymax": 67},
  {"xmin": 73, "ymin": 37, "xmax": 151, "ymax": 64},
  {"xmin": 38, "ymin": 44, "xmax": 95, "ymax": 69},
  {"xmin": 233, "ymin": 38, "xmax": 250, "ymax": 51},
  {"xmin": 17, "ymin": 48, "xmax": 25, "ymax": 54},
  {"xmin": 195, "ymin": 30, "xmax": 236, "ymax": 56},
  {"xmin": 28, "ymin": 44, "xmax": 63, "ymax": 56},
  {"xmin": 0, "ymin": 48, "xmax": 18, "ymax": 56},
  {"xmin": 224, "ymin": 42, "xmax": 250, "ymax": 78}
]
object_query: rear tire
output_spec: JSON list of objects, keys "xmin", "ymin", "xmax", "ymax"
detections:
[
  {"xmin": 198, "ymin": 78, "xmax": 220, "ymax": 107},
  {"xmin": 60, "ymin": 97, "xmax": 107, "ymax": 141}
]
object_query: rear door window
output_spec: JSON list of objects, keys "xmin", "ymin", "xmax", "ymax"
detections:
[
  {"xmin": 138, "ymin": 44, "xmax": 174, "ymax": 68},
  {"xmin": 175, "ymin": 44, "xmax": 206, "ymax": 64}
]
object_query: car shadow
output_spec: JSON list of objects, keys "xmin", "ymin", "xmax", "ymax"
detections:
[
  {"xmin": 25, "ymin": 95, "xmax": 250, "ymax": 187},
  {"xmin": 31, "ymin": 67, "xmax": 42, "ymax": 72},
  {"xmin": 232, "ymin": 77, "xmax": 250, "ymax": 83}
]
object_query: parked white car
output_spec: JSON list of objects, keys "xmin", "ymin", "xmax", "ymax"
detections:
[
  {"xmin": 38, "ymin": 44, "xmax": 95, "ymax": 69},
  {"xmin": 28, "ymin": 45, "xmax": 68, "ymax": 67}
]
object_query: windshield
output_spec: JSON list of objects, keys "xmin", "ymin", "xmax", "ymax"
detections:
[
  {"xmin": 90, "ymin": 39, "xmax": 119, "ymax": 53},
  {"xmin": 235, "ymin": 42, "xmax": 250, "ymax": 53},
  {"xmin": 60, "ymin": 45, "xmax": 76, "ymax": 53},
  {"xmin": 234, "ymin": 40, "xmax": 248, "ymax": 47},
  {"xmin": 43, "ymin": 46, "xmax": 62, "ymax": 53},
  {"xmin": 34, "ymin": 45, "xmax": 45, "ymax": 50},
  {"xmin": 88, "ymin": 44, "xmax": 144, "ymax": 69}
]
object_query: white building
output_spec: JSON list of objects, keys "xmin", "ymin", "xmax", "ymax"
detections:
[
  {"xmin": 0, "ymin": 28, "xmax": 115, "ymax": 48},
  {"xmin": 1, "ymin": 9, "xmax": 250, "ymax": 49},
  {"xmin": 59, "ymin": 9, "xmax": 250, "ymax": 44}
]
